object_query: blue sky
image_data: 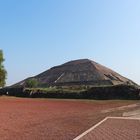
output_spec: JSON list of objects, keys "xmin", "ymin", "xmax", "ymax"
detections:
[{"xmin": 0, "ymin": 0, "xmax": 140, "ymax": 85}]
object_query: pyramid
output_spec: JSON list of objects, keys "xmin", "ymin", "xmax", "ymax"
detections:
[{"xmin": 14, "ymin": 59, "xmax": 136, "ymax": 87}]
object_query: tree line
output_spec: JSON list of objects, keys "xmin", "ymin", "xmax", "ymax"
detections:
[{"xmin": 0, "ymin": 50, "xmax": 7, "ymax": 87}]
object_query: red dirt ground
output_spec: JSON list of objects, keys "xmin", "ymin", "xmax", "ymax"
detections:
[{"xmin": 0, "ymin": 97, "xmax": 139, "ymax": 140}]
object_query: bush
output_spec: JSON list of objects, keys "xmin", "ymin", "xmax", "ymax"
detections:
[{"xmin": 25, "ymin": 79, "xmax": 38, "ymax": 88}]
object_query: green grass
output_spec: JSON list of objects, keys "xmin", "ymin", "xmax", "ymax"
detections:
[{"xmin": 26, "ymin": 87, "xmax": 86, "ymax": 93}]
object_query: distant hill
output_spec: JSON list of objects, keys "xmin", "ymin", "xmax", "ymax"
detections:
[{"xmin": 13, "ymin": 59, "xmax": 137, "ymax": 87}]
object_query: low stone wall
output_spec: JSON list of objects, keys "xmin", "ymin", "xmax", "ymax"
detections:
[
  {"xmin": 0, "ymin": 85, "xmax": 139, "ymax": 100},
  {"xmin": 85, "ymin": 85, "xmax": 140, "ymax": 100}
]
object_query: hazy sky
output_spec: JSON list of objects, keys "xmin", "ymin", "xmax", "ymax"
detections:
[{"xmin": 0, "ymin": 0, "xmax": 140, "ymax": 86}]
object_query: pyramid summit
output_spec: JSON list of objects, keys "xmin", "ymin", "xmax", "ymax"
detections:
[{"xmin": 14, "ymin": 59, "xmax": 136, "ymax": 87}]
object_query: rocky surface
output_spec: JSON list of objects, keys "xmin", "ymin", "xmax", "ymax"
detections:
[{"xmin": 13, "ymin": 59, "xmax": 137, "ymax": 87}]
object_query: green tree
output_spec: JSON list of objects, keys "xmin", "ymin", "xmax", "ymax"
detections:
[
  {"xmin": 25, "ymin": 78, "xmax": 38, "ymax": 88},
  {"xmin": 0, "ymin": 50, "xmax": 7, "ymax": 87}
]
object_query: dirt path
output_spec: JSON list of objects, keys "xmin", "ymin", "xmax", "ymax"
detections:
[
  {"xmin": 123, "ymin": 109, "xmax": 140, "ymax": 118},
  {"xmin": 101, "ymin": 103, "xmax": 139, "ymax": 113}
]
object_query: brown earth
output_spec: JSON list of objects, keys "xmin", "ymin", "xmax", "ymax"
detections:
[{"xmin": 0, "ymin": 96, "xmax": 139, "ymax": 140}]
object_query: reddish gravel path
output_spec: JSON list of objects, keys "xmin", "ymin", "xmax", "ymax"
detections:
[
  {"xmin": 0, "ymin": 97, "xmax": 138, "ymax": 140},
  {"xmin": 79, "ymin": 118, "xmax": 140, "ymax": 140}
]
